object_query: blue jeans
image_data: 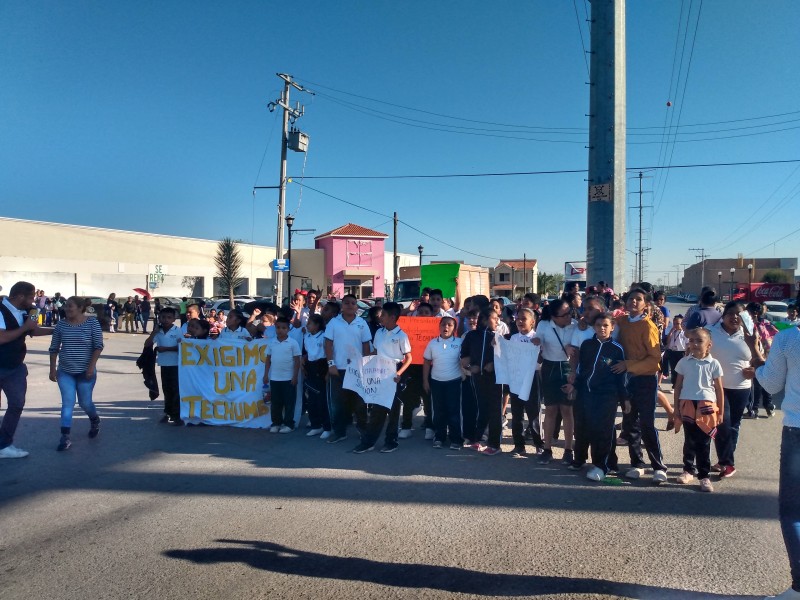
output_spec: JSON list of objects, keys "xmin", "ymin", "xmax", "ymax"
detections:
[
  {"xmin": 0, "ymin": 364, "xmax": 27, "ymax": 449},
  {"xmin": 57, "ymin": 370, "xmax": 98, "ymax": 430},
  {"xmin": 780, "ymin": 426, "xmax": 800, "ymax": 590}
]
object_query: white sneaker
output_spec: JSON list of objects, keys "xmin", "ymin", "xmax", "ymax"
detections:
[
  {"xmin": 767, "ymin": 587, "xmax": 800, "ymax": 599},
  {"xmin": 624, "ymin": 467, "xmax": 645, "ymax": 480},
  {"xmin": 676, "ymin": 471, "xmax": 695, "ymax": 485},
  {"xmin": 699, "ymin": 477, "xmax": 714, "ymax": 493},
  {"xmin": 320, "ymin": 431, "xmax": 332, "ymax": 440},
  {"xmin": 269, "ymin": 426, "xmax": 280, "ymax": 433},
  {"xmin": 0, "ymin": 445, "xmax": 29, "ymax": 459},
  {"xmin": 424, "ymin": 428, "xmax": 435, "ymax": 440},
  {"xmin": 279, "ymin": 425, "xmax": 294, "ymax": 434},
  {"xmin": 586, "ymin": 466, "xmax": 604, "ymax": 481},
  {"xmin": 652, "ymin": 470, "xmax": 668, "ymax": 484},
  {"xmin": 306, "ymin": 428, "xmax": 324, "ymax": 437},
  {"xmin": 398, "ymin": 429, "xmax": 413, "ymax": 439}
]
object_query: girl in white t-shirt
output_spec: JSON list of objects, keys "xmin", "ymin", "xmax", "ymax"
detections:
[
  {"xmin": 673, "ymin": 328, "xmax": 724, "ymax": 493},
  {"xmin": 218, "ymin": 309, "xmax": 253, "ymax": 341},
  {"xmin": 423, "ymin": 316, "xmax": 464, "ymax": 449},
  {"xmin": 507, "ymin": 308, "xmax": 544, "ymax": 456}
]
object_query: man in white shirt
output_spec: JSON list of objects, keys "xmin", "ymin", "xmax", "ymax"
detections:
[
  {"xmin": 324, "ymin": 295, "xmax": 372, "ymax": 444},
  {"xmin": 0, "ymin": 281, "xmax": 53, "ymax": 458},
  {"xmin": 145, "ymin": 307, "xmax": 184, "ymax": 425}
]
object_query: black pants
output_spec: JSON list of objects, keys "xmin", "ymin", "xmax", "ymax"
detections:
[
  {"xmin": 573, "ymin": 390, "xmax": 619, "ymax": 472},
  {"xmin": 751, "ymin": 377, "xmax": 774, "ymax": 414},
  {"xmin": 431, "ymin": 377, "xmax": 463, "ymax": 445},
  {"xmin": 473, "ymin": 373, "xmax": 502, "ymax": 449},
  {"xmin": 682, "ymin": 418, "xmax": 712, "ymax": 479},
  {"xmin": 304, "ymin": 373, "xmax": 330, "ymax": 430},
  {"xmin": 361, "ymin": 404, "xmax": 391, "ymax": 448},
  {"xmin": 385, "ymin": 373, "xmax": 409, "ymax": 443},
  {"xmin": 714, "ymin": 387, "xmax": 751, "ymax": 467},
  {"xmin": 327, "ymin": 369, "xmax": 366, "ymax": 438},
  {"xmin": 270, "ymin": 380, "xmax": 297, "ymax": 428},
  {"xmin": 665, "ymin": 349, "xmax": 684, "ymax": 386},
  {"xmin": 625, "ymin": 374, "xmax": 667, "ymax": 472},
  {"xmin": 509, "ymin": 370, "xmax": 543, "ymax": 450},
  {"xmin": 461, "ymin": 376, "xmax": 478, "ymax": 443},
  {"xmin": 161, "ymin": 366, "xmax": 180, "ymax": 420},
  {"xmin": 400, "ymin": 365, "xmax": 430, "ymax": 430}
]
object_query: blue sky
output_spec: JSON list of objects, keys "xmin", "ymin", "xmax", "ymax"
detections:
[{"xmin": 2, "ymin": 1, "xmax": 798, "ymax": 286}]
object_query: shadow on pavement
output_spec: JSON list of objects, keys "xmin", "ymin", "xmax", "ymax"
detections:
[{"xmin": 164, "ymin": 538, "xmax": 761, "ymax": 599}]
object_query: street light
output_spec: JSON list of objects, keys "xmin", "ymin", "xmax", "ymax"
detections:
[
  {"xmin": 729, "ymin": 267, "xmax": 736, "ymax": 301},
  {"xmin": 418, "ymin": 245, "xmax": 423, "ymax": 267},
  {"xmin": 747, "ymin": 263, "xmax": 753, "ymax": 301},
  {"xmin": 717, "ymin": 271, "xmax": 722, "ymax": 298}
]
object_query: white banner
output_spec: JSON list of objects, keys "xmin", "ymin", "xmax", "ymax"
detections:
[
  {"xmin": 343, "ymin": 355, "xmax": 398, "ymax": 409},
  {"xmin": 493, "ymin": 336, "xmax": 539, "ymax": 401},
  {"xmin": 178, "ymin": 338, "xmax": 271, "ymax": 428}
]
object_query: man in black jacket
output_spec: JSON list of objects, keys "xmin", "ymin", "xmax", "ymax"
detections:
[{"xmin": 0, "ymin": 281, "xmax": 53, "ymax": 458}]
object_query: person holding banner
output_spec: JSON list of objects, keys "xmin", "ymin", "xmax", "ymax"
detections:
[
  {"xmin": 355, "ymin": 302, "xmax": 412, "ymax": 454},
  {"xmin": 533, "ymin": 298, "xmax": 577, "ymax": 465},
  {"xmin": 423, "ymin": 316, "xmax": 464, "ymax": 450},
  {"xmin": 263, "ymin": 317, "xmax": 302, "ymax": 433},
  {"xmin": 324, "ymin": 295, "xmax": 372, "ymax": 445},
  {"xmin": 144, "ymin": 307, "xmax": 183, "ymax": 425},
  {"xmin": 507, "ymin": 308, "xmax": 544, "ymax": 457}
]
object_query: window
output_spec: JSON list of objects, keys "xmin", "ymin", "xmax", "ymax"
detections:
[{"xmin": 498, "ymin": 272, "xmax": 510, "ymax": 283}]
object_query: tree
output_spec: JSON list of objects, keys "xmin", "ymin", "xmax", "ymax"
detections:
[
  {"xmin": 761, "ymin": 269, "xmax": 789, "ymax": 284},
  {"xmin": 537, "ymin": 272, "xmax": 564, "ymax": 296},
  {"xmin": 181, "ymin": 276, "xmax": 201, "ymax": 296},
  {"xmin": 214, "ymin": 237, "xmax": 244, "ymax": 304}
]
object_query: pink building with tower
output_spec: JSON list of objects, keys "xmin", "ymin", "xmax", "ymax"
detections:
[{"xmin": 314, "ymin": 224, "xmax": 388, "ymax": 299}]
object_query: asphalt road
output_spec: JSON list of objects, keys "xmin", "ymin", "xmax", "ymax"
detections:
[{"xmin": 0, "ymin": 324, "xmax": 789, "ymax": 600}]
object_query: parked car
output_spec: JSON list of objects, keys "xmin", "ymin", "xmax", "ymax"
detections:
[
  {"xmin": 187, "ymin": 297, "xmax": 213, "ymax": 309},
  {"xmin": 153, "ymin": 296, "xmax": 183, "ymax": 311},
  {"xmin": 763, "ymin": 301, "xmax": 789, "ymax": 323},
  {"xmin": 210, "ymin": 299, "xmax": 250, "ymax": 314}
]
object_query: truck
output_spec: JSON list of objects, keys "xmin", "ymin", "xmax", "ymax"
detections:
[
  {"xmin": 393, "ymin": 262, "xmax": 491, "ymax": 308},
  {"xmin": 732, "ymin": 282, "xmax": 793, "ymax": 303}
]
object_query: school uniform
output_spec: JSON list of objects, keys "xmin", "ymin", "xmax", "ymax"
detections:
[
  {"xmin": 363, "ymin": 325, "xmax": 411, "ymax": 448},
  {"xmin": 265, "ymin": 336, "xmax": 301, "ymax": 428},
  {"xmin": 534, "ymin": 319, "xmax": 576, "ymax": 407},
  {"xmin": 505, "ymin": 331, "xmax": 544, "ymax": 453},
  {"xmin": 324, "ymin": 314, "xmax": 372, "ymax": 438},
  {"xmin": 675, "ymin": 355, "xmax": 723, "ymax": 479},
  {"xmin": 303, "ymin": 330, "xmax": 329, "ymax": 431},
  {"xmin": 664, "ymin": 329, "xmax": 687, "ymax": 386},
  {"xmin": 424, "ymin": 335, "xmax": 464, "ymax": 446},
  {"xmin": 153, "ymin": 325, "xmax": 183, "ymax": 421},
  {"xmin": 218, "ymin": 326, "xmax": 251, "ymax": 341},
  {"xmin": 573, "ymin": 336, "xmax": 627, "ymax": 473},
  {"xmin": 460, "ymin": 327, "xmax": 502, "ymax": 448}
]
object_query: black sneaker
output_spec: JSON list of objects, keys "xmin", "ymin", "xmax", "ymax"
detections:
[
  {"xmin": 88, "ymin": 418, "xmax": 100, "ymax": 439},
  {"xmin": 352, "ymin": 443, "xmax": 375, "ymax": 454},
  {"xmin": 510, "ymin": 447, "xmax": 528, "ymax": 458},
  {"xmin": 57, "ymin": 435, "xmax": 71, "ymax": 452},
  {"xmin": 380, "ymin": 442, "xmax": 399, "ymax": 453},
  {"xmin": 567, "ymin": 461, "xmax": 585, "ymax": 471},
  {"xmin": 538, "ymin": 449, "xmax": 553, "ymax": 464},
  {"xmin": 170, "ymin": 417, "xmax": 185, "ymax": 426},
  {"xmin": 562, "ymin": 449, "xmax": 574, "ymax": 465},
  {"xmin": 766, "ymin": 409, "xmax": 775, "ymax": 418},
  {"xmin": 159, "ymin": 415, "xmax": 170, "ymax": 423},
  {"xmin": 326, "ymin": 434, "xmax": 348, "ymax": 444}
]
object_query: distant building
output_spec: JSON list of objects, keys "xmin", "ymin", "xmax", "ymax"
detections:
[
  {"xmin": 682, "ymin": 256, "xmax": 797, "ymax": 298},
  {"xmin": 0, "ymin": 217, "xmax": 416, "ymax": 300},
  {"xmin": 490, "ymin": 259, "xmax": 538, "ymax": 299}
]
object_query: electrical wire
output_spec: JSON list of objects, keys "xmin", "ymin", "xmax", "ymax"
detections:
[
  {"xmin": 572, "ymin": 0, "xmax": 590, "ymax": 77},
  {"xmin": 746, "ymin": 223, "xmax": 800, "ymax": 256},
  {"xmin": 290, "ymin": 158, "xmax": 800, "ymax": 180}
]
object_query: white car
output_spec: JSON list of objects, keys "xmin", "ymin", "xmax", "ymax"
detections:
[
  {"xmin": 763, "ymin": 301, "xmax": 789, "ymax": 323},
  {"xmin": 210, "ymin": 299, "xmax": 251, "ymax": 314}
]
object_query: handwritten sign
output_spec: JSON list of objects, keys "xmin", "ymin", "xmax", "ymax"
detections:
[
  {"xmin": 343, "ymin": 354, "xmax": 398, "ymax": 409},
  {"xmin": 178, "ymin": 338, "xmax": 271, "ymax": 428},
  {"xmin": 493, "ymin": 336, "xmax": 539, "ymax": 401},
  {"xmin": 398, "ymin": 316, "xmax": 442, "ymax": 365}
]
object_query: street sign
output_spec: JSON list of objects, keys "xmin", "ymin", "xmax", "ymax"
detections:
[
  {"xmin": 588, "ymin": 183, "xmax": 612, "ymax": 202},
  {"xmin": 271, "ymin": 259, "xmax": 290, "ymax": 272}
]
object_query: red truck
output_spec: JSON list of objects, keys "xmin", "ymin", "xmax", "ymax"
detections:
[{"xmin": 732, "ymin": 283, "xmax": 793, "ymax": 302}]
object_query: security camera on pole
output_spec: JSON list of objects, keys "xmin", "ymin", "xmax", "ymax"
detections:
[{"xmin": 267, "ymin": 73, "xmax": 312, "ymax": 305}]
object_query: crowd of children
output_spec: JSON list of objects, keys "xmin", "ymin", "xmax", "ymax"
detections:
[{"xmin": 141, "ymin": 283, "xmax": 786, "ymax": 494}]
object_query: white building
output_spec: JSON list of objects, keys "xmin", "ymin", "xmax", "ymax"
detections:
[{"xmin": 0, "ymin": 217, "xmax": 416, "ymax": 299}]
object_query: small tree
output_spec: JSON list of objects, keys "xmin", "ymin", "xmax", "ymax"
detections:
[
  {"xmin": 761, "ymin": 269, "xmax": 789, "ymax": 284},
  {"xmin": 215, "ymin": 237, "xmax": 244, "ymax": 304}
]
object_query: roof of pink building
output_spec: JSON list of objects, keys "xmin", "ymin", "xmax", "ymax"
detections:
[
  {"xmin": 496, "ymin": 259, "xmax": 538, "ymax": 270},
  {"xmin": 315, "ymin": 223, "xmax": 389, "ymax": 239}
]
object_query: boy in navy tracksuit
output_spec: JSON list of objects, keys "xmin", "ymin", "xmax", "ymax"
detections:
[{"xmin": 565, "ymin": 312, "xmax": 630, "ymax": 481}]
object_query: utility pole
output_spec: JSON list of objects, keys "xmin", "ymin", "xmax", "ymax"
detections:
[
  {"xmin": 268, "ymin": 73, "xmax": 311, "ymax": 304},
  {"xmin": 392, "ymin": 212, "xmax": 398, "ymax": 301},
  {"xmin": 523, "ymin": 253, "xmax": 527, "ymax": 294},
  {"xmin": 635, "ymin": 172, "xmax": 652, "ymax": 283},
  {"xmin": 689, "ymin": 249, "xmax": 708, "ymax": 293},
  {"xmin": 586, "ymin": 0, "xmax": 626, "ymax": 291}
]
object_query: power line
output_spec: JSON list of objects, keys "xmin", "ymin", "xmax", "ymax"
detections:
[
  {"xmin": 746, "ymin": 224, "xmax": 800, "ymax": 256},
  {"xmin": 572, "ymin": 0, "xmax": 590, "ymax": 77},
  {"xmin": 290, "ymin": 158, "xmax": 800, "ymax": 181}
]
